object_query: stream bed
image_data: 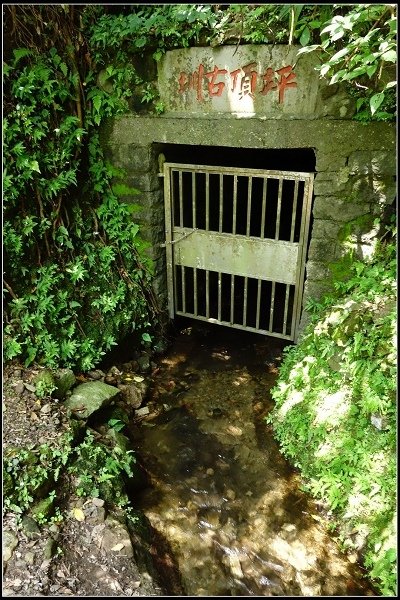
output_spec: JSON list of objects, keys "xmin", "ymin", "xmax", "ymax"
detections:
[{"xmin": 129, "ymin": 322, "xmax": 376, "ymax": 596}]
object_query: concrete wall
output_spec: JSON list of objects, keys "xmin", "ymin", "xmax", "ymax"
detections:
[{"xmin": 102, "ymin": 45, "xmax": 396, "ymax": 335}]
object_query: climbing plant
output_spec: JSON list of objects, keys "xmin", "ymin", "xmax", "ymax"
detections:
[{"xmin": 3, "ymin": 5, "xmax": 158, "ymax": 371}]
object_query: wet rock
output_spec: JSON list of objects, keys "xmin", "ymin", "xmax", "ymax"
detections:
[
  {"xmin": 3, "ymin": 530, "xmax": 18, "ymax": 562},
  {"xmin": 135, "ymin": 406, "xmax": 150, "ymax": 417},
  {"xmin": 53, "ymin": 369, "xmax": 76, "ymax": 399},
  {"xmin": 118, "ymin": 383, "xmax": 144, "ymax": 409},
  {"xmin": 87, "ymin": 369, "xmax": 106, "ymax": 380},
  {"xmin": 137, "ymin": 354, "xmax": 151, "ymax": 373},
  {"xmin": 105, "ymin": 428, "xmax": 132, "ymax": 453},
  {"xmin": 65, "ymin": 381, "xmax": 120, "ymax": 420}
]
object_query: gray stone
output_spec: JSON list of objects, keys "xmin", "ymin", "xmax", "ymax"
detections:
[
  {"xmin": 307, "ymin": 239, "xmax": 338, "ymax": 262},
  {"xmin": 315, "ymin": 152, "xmax": 347, "ymax": 172},
  {"xmin": 25, "ymin": 551, "xmax": 35, "ymax": 565},
  {"xmin": 53, "ymin": 369, "xmax": 76, "ymax": 399},
  {"xmin": 64, "ymin": 381, "xmax": 120, "ymax": 419},
  {"xmin": 305, "ymin": 261, "xmax": 332, "ymax": 281},
  {"xmin": 135, "ymin": 406, "xmax": 150, "ymax": 417},
  {"xmin": 101, "ymin": 517, "xmax": 134, "ymax": 557},
  {"xmin": 3, "ymin": 530, "xmax": 18, "ymax": 562},
  {"xmin": 348, "ymin": 151, "xmax": 396, "ymax": 176},
  {"xmin": 21, "ymin": 515, "xmax": 41, "ymax": 537},
  {"xmin": 118, "ymin": 383, "xmax": 144, "ymax": 409},
  {"xmin": 137, "ymin": 354, "xmax": 151, "ymax": 373},
  {"xmin": 87, "ymin": 369, "xmax": 106, "ymax": 380},
  {"xmin": 312, "ymin": 197, "xmax": 371, "ymax": 222},
  {"xmin": 43, "ymin": 538, "xmax": 57, "ymax": 559},
  {"xmin": 310, "ymin": 219, "xmax": 341, "ymax": 240},
  {"xmin": 14, "ymin": 381, "xmax": 25, "ymax": 395}
]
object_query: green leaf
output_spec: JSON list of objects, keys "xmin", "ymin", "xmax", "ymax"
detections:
[
  {"xmin": 142, "ymin": 332, "xmax": 152, "ymax": 342},
  {"xmin": 13, "ymin": 48, "xmax": 33, "ymax": 64},
  {"xmin": 329, "ymin": 47, "xmax": 350, "ymax": 63},
  {"xmin": 381, "ymin": 50, "xmax": 397, "ymax": 63},
  {"xmin": 92, "ymin": 95, "xmax": 102, "ymax": 113},
  {"xmin": 297, "ymin": 44, "xmax": 320, "ymax": 57},
  {"xmin": 60, "ymin": 62, "xmax": 68, "ymax": 76},
  {"xmin": 299, "ymin": 26, "xmax": 310, "ymax": 46},
  {"xmin": 370, "ymin": 92, "xmax": 385, "ymax": 116},
  {"xmin": 366, "ymin": 64, "xmax": 377, "ymax": 78},
  {"xmin": 29, "ymin": 160, "xmax": 41, "ymax": 173}
]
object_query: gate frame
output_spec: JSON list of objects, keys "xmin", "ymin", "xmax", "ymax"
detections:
[{"xmin": 163, "ymin": 162, "xmax": 314, "ymax": 342}]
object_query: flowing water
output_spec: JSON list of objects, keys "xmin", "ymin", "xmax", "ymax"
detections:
[{"xmin": 129, "ymin": 322, "xmax": 376, "ymax": 596}]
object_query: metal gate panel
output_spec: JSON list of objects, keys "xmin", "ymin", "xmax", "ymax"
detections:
[
  {"xmin": 174, "ymin": 228, "xmax": 299, "ymax": 285},
  {"xmin": 163, "ymin": 162, "xmax": 313, "ymax": 342}
]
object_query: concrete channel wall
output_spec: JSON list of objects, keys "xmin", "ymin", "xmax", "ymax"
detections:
[{"xmin": 101, "ymin": 45, "xmax": 396, "ymax": 334}]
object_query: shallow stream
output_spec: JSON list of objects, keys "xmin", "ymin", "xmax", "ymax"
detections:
[{"xmin": 129, "ymin": 323, "xmax": 375, "ymax": 596}]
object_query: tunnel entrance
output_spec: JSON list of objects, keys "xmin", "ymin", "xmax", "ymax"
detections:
[{"xmin": 160, "ymin": 146, "xmax": 315, "ymax": 342}]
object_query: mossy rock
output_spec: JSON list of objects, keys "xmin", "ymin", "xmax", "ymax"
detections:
[
  {"xmin": 33, "ymin": 369, "xmax": 56, "ymax": 398},
  {"xmin": 105, "ymin": 428, "xmax": 133, "ymax": 453},
  {"xmin": 29, "ymin": 494, "xmax": 56, "ymax": 521},
  {"xmin": 53, "ymin": 368, "xmax": 76, "ymax": 399}
]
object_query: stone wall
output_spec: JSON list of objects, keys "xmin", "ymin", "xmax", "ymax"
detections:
[{"xmin": 101, "ymin": 45, "xmax": 396, "ymax": 336}]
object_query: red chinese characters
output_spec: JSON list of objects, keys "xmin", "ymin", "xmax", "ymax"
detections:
[{"xmin": 178, "ymin": 63, "xmax": 297, "ymax": 105}]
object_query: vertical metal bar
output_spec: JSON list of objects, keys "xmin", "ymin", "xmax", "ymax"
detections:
[
  {"xmin": 283, "ymin": 284, "xmax": 290, "ymax": 335},
  {"xmin": 292, "ymin": 175, "xmax": 314, "ymax": 341},
  {"xmin": 193, "ymin": 268, "xmax": 198, "ymax": 316},
  {"xmin": 230, "ymin": 274, "xmax": 235, "ymax": 324},
  {"xmin": 232, "ymin": 175, "xmax": 237, "ymax": 234},
  {"xmin": 174, "ymin": 266, "xmax": 179, "ymax": 313},
  {"xmin": 192, "ymin": 171, "xmax": 197, "ymax": 229},
  {"xmin": 219, "ymin": 174, "xmax": 223, "ymax": 233},
  {"xmin": 218, "ymin": 272, "xmax": 222, "ymax": 322},
  {"xmin": 178, "ymin": 170, "xmax": 183, "ymax": 227},
  {"xmin": 290, "ymin": 178, "xmax": 299, "ymax": 242},
  {"xmin": 243, "ymin": 277, "xmax": 248, "ymax": 326},
  {"xmin": 260, "ymin": 178, "xmax": 267, "ymax": 239},
  {"xmin": 164, "ymin": 165, "xmax": 175, "ymax": 319},
  {"xmin": 256, "ymin": 279, "xmax": 261, "ymax": 329},
  {"xmin": 206, "ymin": 270, "xmax": 210, "ymax": 318},
  {"xmin": 205, "ymin": 172, "xmax": 210, "ymax": 231},
  {"xmin": 181, "ymin": 265, "xmax": 186, "ymax": 314},
  {"xmin": 269, "ymin": 281, "xmax": 276, "ymax": 332},
  {"xmin": 246, "ymin": 177, "xmax": 252, "ymax": 237},
  {"xmin": 275, "ymin": 178, "xmax": 283, "ymax": 240}
]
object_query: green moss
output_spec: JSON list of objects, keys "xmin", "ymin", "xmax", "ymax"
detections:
[
  {"xmin": 337, "ymin": 214, "xmax": 376, "ymax": 243},
  {"xmin": 328, "ymin": 251, "xmax": 355, "ymax": 285}
]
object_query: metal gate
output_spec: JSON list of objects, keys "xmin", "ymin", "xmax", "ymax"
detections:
[{"xmin": 163, "ymin": 163, "xmax": 313, "ymax": 341}]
